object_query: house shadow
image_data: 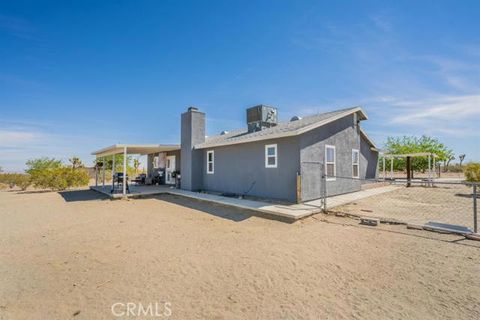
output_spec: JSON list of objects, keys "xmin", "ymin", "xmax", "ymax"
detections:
[
  {"xmin": 16, "ymin": 190, "xmax": 53, "ymax": 194},
  {"xmin": 154, "ymin": 194, "xmax": 253, "ymax": 222},
  {"xmin": 58, "ymin": 189, "xmax": 109, "ymax": 202}
]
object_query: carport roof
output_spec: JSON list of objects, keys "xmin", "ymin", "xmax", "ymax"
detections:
[{"xmin": 91, "ymin": 144, "xmax": 180, "ymax": 157}]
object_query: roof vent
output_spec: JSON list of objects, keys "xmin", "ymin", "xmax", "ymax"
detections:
[
  {"xmin": 220, "ymin": 130, "xmax": 229, "ymax": 135},
  {"xmin": 290, "ymin": 115, "xmax": 302, "ymax": 121},
  {"xmin": 188, "ymin": 106, "xmax": 198, "ymax": 112}
]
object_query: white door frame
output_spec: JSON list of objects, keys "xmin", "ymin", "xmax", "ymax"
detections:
[{"xmin": 165, "ymin": 155, "xmax": 176, "ymax": 184}]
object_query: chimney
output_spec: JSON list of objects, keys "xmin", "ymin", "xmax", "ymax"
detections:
[{"xmin": 181, "ymin": 106, "xmax": 205, "ymax": 191}]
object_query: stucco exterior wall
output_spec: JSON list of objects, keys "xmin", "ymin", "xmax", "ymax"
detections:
[
  {"xmin": 360, "ymin": 135, "xmax": 378, "ymax": 180},
  {"xmin": 146, "ymin": 150, "xmax": 181, "ymax": 182},
  {"xmin": 299, "ymin": 114, "xmax": 362, "ymax": 200},
  {"xmin": 200, "ymin": 136, "xmax": 300, "ymax": 202}
]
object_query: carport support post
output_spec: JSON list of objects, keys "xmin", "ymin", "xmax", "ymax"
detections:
[
  {"xmin": 112, "ymin": 154, "xmax": 115, "ymax": 193},
  {"xmin": 123, "ymin": 146, "xmax": 127, "ymax": 196},
  {"xmin": 95, "ymin": 156, "xmax": 98, "ymax": 187},
  {"xmin": 102, "ymin": 157, "xmax": 105, "ymax": 187}
]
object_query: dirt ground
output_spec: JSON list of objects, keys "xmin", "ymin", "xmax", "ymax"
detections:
[
  {"xmin": 1, "ymin": 188, "xmax": 479, "ymax": 320},
  {"xmin": 335, "ymin": 184, "xmax": 477, "ymax": 229}
]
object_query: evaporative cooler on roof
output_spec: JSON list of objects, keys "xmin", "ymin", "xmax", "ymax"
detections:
[{"xmin": 246, "ymin": 105, "xmax": 278, "ymax": 133}]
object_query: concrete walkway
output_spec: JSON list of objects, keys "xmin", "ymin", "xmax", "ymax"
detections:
[
  {"xmin": 90, "ymin": 184, "xmax": 399, "ymax": 221},
  {"xmin": 304, "ymin": 185, "xmax": 401, "ymax": 210}
]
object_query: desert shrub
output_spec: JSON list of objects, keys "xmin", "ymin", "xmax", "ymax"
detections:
[
  {"xmin": 445, "ymin": 164, "xmax": 464, "ymax": 173},
  {"xmin": 15, "ymin": 174, "xmax": 31, "ymax": 190},
  {"xmin": 464, "ymin": 163, "xmax": 480, "ymax": 182},
  {"xmin": 0, "ymin": 173, "xmax": 31, "ymax": 190},
  {"xmin": 63, "ymin": 168, "xmax": 90, "ymax": 188},
  {"xmin": 30, "ymin": 167, "xmax": 89, "ymax": 190}
]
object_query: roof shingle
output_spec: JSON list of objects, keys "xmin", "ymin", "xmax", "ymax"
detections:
[{"xmin": 195, "ymin": 106, "xmax": 366, "ymax": 149}]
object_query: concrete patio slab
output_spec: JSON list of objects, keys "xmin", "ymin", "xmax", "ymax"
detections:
[{"xmin": 90, "ymin": 185, "xmax": 322, "ymax": 220}]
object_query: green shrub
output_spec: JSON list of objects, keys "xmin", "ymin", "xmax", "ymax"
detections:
[
  {"xmin": 30, "ymin": 168, "xmax": 89, "ymax": 190},
  {"xmin": 464, "ymin": 163, "xmax": 480, "ymax": 182}
]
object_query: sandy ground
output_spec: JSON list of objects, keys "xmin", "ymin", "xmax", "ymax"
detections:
[
  {"xmin": 335, "ymin": 184, "xmax": 477, "ymax": 229},
  {"xmin": 1, "ymin": 188, "xmax": 479, "ymax": 320}
]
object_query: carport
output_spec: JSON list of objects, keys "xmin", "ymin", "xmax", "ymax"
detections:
[{"xmin": 91, "ymin": 144, "xmax": 180, "ymax": 196}]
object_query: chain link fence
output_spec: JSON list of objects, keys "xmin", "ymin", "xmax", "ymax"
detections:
[{"xmin": 321, "ymin": 175, "xmax": 478, "ymax": 233}]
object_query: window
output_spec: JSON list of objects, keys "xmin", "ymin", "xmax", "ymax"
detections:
[
  {"xmin": 207, "ymin": 150, "xmax": 214, "ymax": 174},
  {"xmin": 352, "ymin": 149, "xmax": 360, "ymax": 178},
  {"xmin": 325, "ymin": 145, "xmax": 336, "ymax": 180},
  {"xmin": 265, "ymin": 144, "xmax": 277, "ymax": 168}
]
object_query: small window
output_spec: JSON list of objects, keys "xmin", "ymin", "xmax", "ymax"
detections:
[
  {"xmin": 352, "ymin": 149, "xmax": 359, "ymax": 178},
  {"xmin": 207, "ymin": 150, "xmax": 214, "ymax": 174},
  {"xmin": 325, "ymin": 145, "xmax": 336, "ymax": 180},
  {"xmin": 265, "ymin": 144, "xmax": 277, "ymax": 168}
]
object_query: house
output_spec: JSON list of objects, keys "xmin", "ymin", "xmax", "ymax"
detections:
[{"xmin": 92, "ymin": 105, "xmax": 378, "ymax": 203}]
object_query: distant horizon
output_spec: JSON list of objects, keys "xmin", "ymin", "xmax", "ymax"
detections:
[{"xmin": 1, "ymin": 1, "xmax": 479, "ymax": 172}]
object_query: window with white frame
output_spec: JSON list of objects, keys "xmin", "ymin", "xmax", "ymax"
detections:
[
  {"xmin": 325, "ymin": 145, "xmax": 336, "ymax": 180},
  {"xmin": 265, "ymin": 144, "xmax": 277, "ymax": 168},
  {"xmin": 207, "ymin": 150, "xmax": 214, "ymax": 174},
  {"xmin": 352, "ymin": 149, "xmax": 360, "ymax": 178}
]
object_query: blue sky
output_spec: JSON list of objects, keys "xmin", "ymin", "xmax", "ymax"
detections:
[{"xmin": 1, "ymin": 0, "xmax": 479, "ymax": 172}]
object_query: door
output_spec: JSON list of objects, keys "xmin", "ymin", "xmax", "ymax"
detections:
[{"xmin": 165, "ymin": 155, "xmax": 176, "ymax": 184}]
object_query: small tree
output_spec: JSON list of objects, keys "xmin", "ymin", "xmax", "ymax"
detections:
[
  {"xmin": 382, "ymin": 135, "xmax": 453, "ymax": 172},
  {"xmin": 26, "ymin": 157, "xmax": 62, "ymax": 173},
  {"xmin": 459, "ymin": 154, "xmax": 466, "ymax": 166}
]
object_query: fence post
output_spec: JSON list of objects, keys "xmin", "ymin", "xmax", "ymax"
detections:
[
  {"xmin": 322, "ymin": 168, "xmax": 327, "ymax": 213},
  {"xmin": 474, "ymin": 184, "xmax": 478, "ymax": 234},
  {"xmin": 296, "ymin": 172, "xmax": 302, "ymax": 204}
]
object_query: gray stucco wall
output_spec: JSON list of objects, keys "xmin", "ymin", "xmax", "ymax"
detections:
[
  {"xmin": 360, "ymin": 135, "xmax": 378, "ymax": 180},
  {"xmin": 200, "ymin": 136, "xmax": 300, "ymax": 202},
  {"xmin": 299, "ymin": 114, "xmax": 362, "ymax": 200}
]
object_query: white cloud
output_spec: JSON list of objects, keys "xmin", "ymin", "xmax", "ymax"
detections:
[
  {"xmin": 0, "ymin": 129, "xmax": 43, "ymax": 147},
  {"xmin": 390, "ymin": 95, "xmax": 480, "ymax": 124}
]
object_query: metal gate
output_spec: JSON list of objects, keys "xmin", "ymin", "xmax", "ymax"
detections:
[{"xmin": 300, "ymin": 161, "xmax": 326, "ymax": 211}]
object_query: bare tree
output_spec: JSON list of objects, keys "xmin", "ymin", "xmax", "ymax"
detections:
[
  {"xmin": 459, "ymin": 154, "xmax": 466, "ymax": 166},
  {"xmin": 133, "ymin": 159, "xmax": 140, "ymax": 174},
  {"xmin": 446, "ymin": 155, "xmax": 455, "ymax": 169}
]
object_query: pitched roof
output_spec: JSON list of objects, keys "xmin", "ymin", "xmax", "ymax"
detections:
[
  {"xmin": 195, "ymin": 106, "xmax": 368, "ymax": 149},
  {"xmin": 359, "ymin": 128, "xmax": 378, "ymax": 149}
]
